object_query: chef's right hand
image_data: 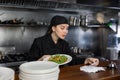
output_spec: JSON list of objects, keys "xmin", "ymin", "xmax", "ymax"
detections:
[
  {"xmin": 38, "ymin": 55, "xmax": 51, "ymax": 61},
  {"xmin": 84, "ymin": 58, "xmax": 99, "ymax": 66}
]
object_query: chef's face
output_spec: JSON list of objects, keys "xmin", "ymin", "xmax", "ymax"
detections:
[{"xmin": 52, "ymin": 24, "xmax": 69, "ymax": 39}]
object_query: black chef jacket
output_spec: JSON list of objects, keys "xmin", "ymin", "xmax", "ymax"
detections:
[{"xmin": 28, "ymin": 34, "xmax": 73, "ymax": 61}]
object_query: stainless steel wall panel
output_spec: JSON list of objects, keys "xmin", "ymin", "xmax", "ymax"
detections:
[
  {"xmin": 0, "ymin": 27, "xmax": 22, "ymax": 46},
  {"xmin": 65, "ymin": 26, "xmax": 99, "ymax": 56},
  {"xmin": 20, "ymin": 26, "xmax": 48, "ymax": 53}
]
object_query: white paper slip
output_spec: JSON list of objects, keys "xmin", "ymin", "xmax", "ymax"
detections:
[{"xmin": 80, "ymin": 65, "xmax": 105, "ymax": 73}]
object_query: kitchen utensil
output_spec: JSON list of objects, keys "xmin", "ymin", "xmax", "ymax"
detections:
[{"xmin": 108, "ymin": 61, "xmax": 117, "ymax": 69}]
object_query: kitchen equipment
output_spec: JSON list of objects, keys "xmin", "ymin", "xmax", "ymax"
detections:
[
  {"xmin": 0, "ymin": 53, "xmax": 27, "ymax": 67},
  {"xmin": 80, "ymin": 15, "xmax": 88, "ymax": 27},
  {"xmin": 0, "ymin": 51, "xmax": 4, "ymax": 60},
  {"xmin": 108, "ymin": 61, "xmax": 117, "ymax": 69},
  {"xmin": 118, "ymin": 12, "xmax": 120, "ymax": 25},
  {"xmin": 107, "ymin": 47, "xmax": 119, "ymax": 60},
  {"xmin": 69, "ymin": 16, "xmax": 81, "ymax": 27},
  {"xmin": 96, "ymin": 12, "xmax": 105, "ymax": 24},
  {"xmin": 19, "ymin": 61, "xmax": 60, "ymax": 80},
  {"xmin": 1, "ymin": 18, "xmax": 24, "ymax": 24},
  {"xmin": 69, "ymin": 16, "xmax": 74, "ymax": 26}
]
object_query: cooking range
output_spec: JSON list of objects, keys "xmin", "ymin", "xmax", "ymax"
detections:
[{"xmin": 0, "ymin": 53, "xmax": 27, "ymax": 67}]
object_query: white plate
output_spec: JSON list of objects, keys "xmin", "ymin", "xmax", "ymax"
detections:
[
  {"xmin": 0, "ymin": 67, "xmax": 14, "ymax": 80},
  {"xmin": 19, "ymin": 61, "xmax": 59, "ymax": 74},
  {"xmin": 48, "ymin": 54, "xmax": 72, "ymax": 65}
]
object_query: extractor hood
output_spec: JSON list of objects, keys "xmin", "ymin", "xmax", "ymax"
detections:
[
  {"xmin": 0, "ymin": 0, "xmax": 119, "ymax": 12},
  {"xmin": 76, "ymin": 0, "xmax": 119, "ymax": 7}
]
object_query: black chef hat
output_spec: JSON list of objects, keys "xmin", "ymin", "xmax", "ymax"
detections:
[
  {"xmin": 50, "ymin": 15, "xmax": 68, "ymax": 27},
  {"xmin": 46, "ymin": 15, "xmax": 68, "ymax": 34}
]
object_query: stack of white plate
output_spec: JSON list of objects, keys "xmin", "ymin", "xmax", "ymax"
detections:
[
  {"xmin": 19, "ymin": 61, "xmax": 60, "ymax": 80},
  {"xmin": 0, "ymin": 67, "xmax": 15, "ymax": 80}
]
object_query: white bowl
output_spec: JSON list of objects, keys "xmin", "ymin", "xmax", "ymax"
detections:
[
  {"xmin": 19, "ymin": 61, "xmax": 59, "ymax": 74},
  {"xmin": 0, "ymin": 67, "xmax": 14, "ymax": 80}
]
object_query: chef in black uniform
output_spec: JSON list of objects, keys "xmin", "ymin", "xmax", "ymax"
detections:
[{"xmin": 28, "ymin": 15, "xmax": 99, "ymax": 66}]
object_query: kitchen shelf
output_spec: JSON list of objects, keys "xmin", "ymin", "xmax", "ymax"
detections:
[
  {"xmin": 0, "ymin": 24, "xmax": 48, "ymax": 27},
  {"xmin": 0, "ymin": 24, "xmax": 24, "ymax": 27}
]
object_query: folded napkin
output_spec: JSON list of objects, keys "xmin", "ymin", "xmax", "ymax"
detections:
[{"xmin": 80, "ymin": 65, "xmax": 105, "ymax": 73}]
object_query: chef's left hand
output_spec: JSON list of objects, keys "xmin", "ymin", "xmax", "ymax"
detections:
[{"xmin": 84, "ymin": 58, "xmax": 99, "ymax": 66}]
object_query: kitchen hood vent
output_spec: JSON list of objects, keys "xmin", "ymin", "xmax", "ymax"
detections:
[
  {"xmin": 0, "ymin": 0, "xmax": 120, "ymax": 13},
  {"xmin": 77, "ymin": 0, "xmax": 119, "ymax": 7},
  {"xmin": 0, "ymin": 0, "xmax": 119, "ymax": 12},
  {"xmin": 0, "ymin": 0, "xmax": 77, "ymax": 10}
]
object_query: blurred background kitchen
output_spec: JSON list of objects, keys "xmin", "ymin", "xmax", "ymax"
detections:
[{"xmin": 0, "ymin": 0, "xmax": 119, "ymax": 70}]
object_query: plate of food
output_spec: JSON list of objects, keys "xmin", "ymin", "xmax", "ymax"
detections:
[{"xmin": 48, "ymin": 54, "xmax": 72, "ymax": 65}]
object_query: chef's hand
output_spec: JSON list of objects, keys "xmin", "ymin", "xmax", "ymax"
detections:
[
  {"xmin": 84, "ymin": 58, "xmax": 99, "ymax": 66},
  {"xmin": 38, "ymin": 55, "xmax": 51, "ymax": 61}
]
